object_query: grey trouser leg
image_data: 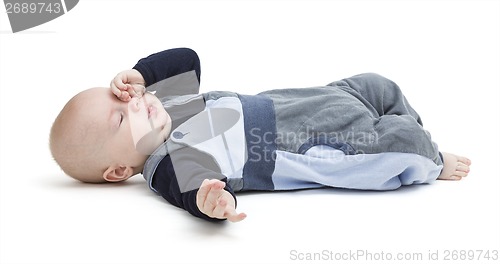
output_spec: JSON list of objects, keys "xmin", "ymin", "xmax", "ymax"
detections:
[
  {"xmin": 327, "ymin": 73, "xmax": 442, "ymax": 166},
  {"xmin": 328, "ymin": 72, "xmax": 422, "ymax": 124}
]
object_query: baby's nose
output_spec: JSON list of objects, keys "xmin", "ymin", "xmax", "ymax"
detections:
[{"xmin": 128, "ymin": 97, "xmax": 141, "ymax": 113}]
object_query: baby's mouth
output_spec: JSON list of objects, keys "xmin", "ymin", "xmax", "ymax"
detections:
[
  {"xmin": 148, "ymin": 105, "xmax": 157, "ymax": 119},
  {"xmin": 141, "ymin": 95, "xmax": 156, "ymax": 130},
  {"xmin": 141, "ymin": 95, "xmax": 156, "ymax": 119}
]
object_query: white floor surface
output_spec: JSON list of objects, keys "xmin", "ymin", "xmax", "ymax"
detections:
[{"xmin": 1, "ymin": 1, "xmax": 499, "ymax": 264}]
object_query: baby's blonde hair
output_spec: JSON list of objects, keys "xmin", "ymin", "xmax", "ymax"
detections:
[{"xmin": 49, "ymin": 90, "xmax": 109, "ymax": 183}]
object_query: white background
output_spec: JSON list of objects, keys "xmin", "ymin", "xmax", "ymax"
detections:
[{"xmin": 0, "ymin": 1, "xmax": 499, "ymax": 264}]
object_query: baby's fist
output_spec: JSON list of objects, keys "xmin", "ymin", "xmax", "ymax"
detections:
[{"xmin": 110, "ymin": 69, "xmax": 146, "ymax": 101}]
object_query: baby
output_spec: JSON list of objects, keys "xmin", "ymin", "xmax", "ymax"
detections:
[{"xmin": 50, "ymin": 48, "xmax": 471, "ymax": 222}]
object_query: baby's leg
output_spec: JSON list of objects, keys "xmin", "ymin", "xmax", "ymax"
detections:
[
  {"xmin": 370, "ymin": 114, "xmax": 443, "ymax": 165},
  {"xmin": 438, "ymin": 152, "xmax": 471, "ymax": 180},
  {"xmin": 328, "ymin": 73, "xmax": 423, "ymax": 125}
]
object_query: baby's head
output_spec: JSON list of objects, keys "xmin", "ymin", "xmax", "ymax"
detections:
[{"xmin": 50, "ymin": 87, "xmax": 171, "ymax": 183}]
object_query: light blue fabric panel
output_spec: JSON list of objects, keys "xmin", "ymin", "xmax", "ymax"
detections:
[{"xmin": 272, "ymin": 145, "xmax": 442, "ymax": 191}]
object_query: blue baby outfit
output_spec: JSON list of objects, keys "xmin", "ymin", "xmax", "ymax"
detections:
[{"xmin": 135, "ymin": 48, "xmax": 443, "ymax": 221}]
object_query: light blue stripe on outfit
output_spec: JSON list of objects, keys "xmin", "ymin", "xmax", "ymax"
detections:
[{"xmin": 273, "ymin": 145, "xmax": 442, "ymax": 191}]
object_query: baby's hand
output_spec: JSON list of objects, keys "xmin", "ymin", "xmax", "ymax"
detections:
[
  {"xmin": 196, "ymin": 179, "xmax": 247, "ymax": 222},
  {"xmin": 110, "ymin": 69, "xmax": 146, "ymax": 102}
]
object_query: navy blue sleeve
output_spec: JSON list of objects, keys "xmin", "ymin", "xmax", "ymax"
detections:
[
  {"xmin": 152, "ymin": 154, "xmax": 237, "ymax": 222},
  {"xmin": 132, "ymin": 47, "xmax": 201, "ymax": 87}
]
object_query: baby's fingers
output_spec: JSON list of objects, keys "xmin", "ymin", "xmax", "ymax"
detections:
[
  {"xmin": 203, "ymin": 183, "xmax": 224, "ymax": 211},
  {"xmin": 110, "ymin": 83, "xmax": 122, "ymax": 98},
  {"xmin": 127, "ymin": 84, "xmax": 146, "ymax": 99},
  {"xmin": 209, "ymin": 195, "xmax": 246, "ymax": 222},
  {"xmin": 111, "ymin": 77, "xmax": 127, "ymax": 90},
  {"xmin": 211, "ymin": 199, "xmax": 228, "ymax": 219},
  {"xmin": 196, "ymin": 179, "xmax": 224, "ymax": 211},
  {"xmin": 118, "ymin": 90, "xmax": 131, "ymax": 102},
  {"xmin": 211, "ymin": 198, "xmax": 246, "ymax": 222},
  {"xmin": 110, "ymin": 79, "xmax": 131, "ymax": 101},
  {"xmin": 226, "ymin": 212, "xmax": 247, "ymax": 223},
  {"xmin": 196, "ymin": 179, "xmax": 211, "ymax": 210},
  {"xmin": 110, "ymin": 74, "xmax": 127, "ymax": 91},
  {"xmin": 126, "ymin": 84, "xmax": 139, "ymax": 98},
  {"xmin": 220, "ymin": 199, "xmax": 246, "ymax": 222}
]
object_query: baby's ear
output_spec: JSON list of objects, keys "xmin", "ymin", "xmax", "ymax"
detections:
[{"xmin": 103, "ymin": 165, "xmax": 133, "ymax": 182}]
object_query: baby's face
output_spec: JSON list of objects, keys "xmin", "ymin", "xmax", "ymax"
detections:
[{"xmin": 84, "ymin": 88, "xmax": 171, "ymax": 168}]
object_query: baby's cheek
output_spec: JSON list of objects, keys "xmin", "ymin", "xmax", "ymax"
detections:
[{"xmin": 128, "ymin": 119, "xmax": 152, "ymax": 145}]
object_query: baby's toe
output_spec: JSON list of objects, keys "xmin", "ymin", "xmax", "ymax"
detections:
[
  {"xmin": 453, "ymin": 170, "xmax": 468, "ymax": 178},
  {"xmin": 457, "ymin": 155, "xmax": 472, "ymax": 166},
  {"xmin": 438, "ymin": 174, "xmax": 462, "ymax": 181},
  {"xmin": 457, "ymin": 163, "xmax": 470, "ymax": 173}
]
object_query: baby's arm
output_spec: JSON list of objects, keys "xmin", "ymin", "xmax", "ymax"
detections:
[
  {"xmin": 110, "ymin": 48, "xmax": 201, "ymax": 101},
  {"xmin": 132, "ymin": 47, "xmax": 201, "ymax": 92},
  {"xmin": 152, "ymin": 152, "xmax": 244, "ymax": 222},
  {"xmin": 196, "ymin": 179, "xmax": 247, "ymax": 222}
]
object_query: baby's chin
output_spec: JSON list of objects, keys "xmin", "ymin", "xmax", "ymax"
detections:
[
  {"xmin": 155, "ymin": 105, "xmax": 170, "ymax": 127},
  {"xmin": 154, "ymin": 107, "xmax": 172, "ymax": 140},
  {"xmin": 143, "ymin": 92, "xmax": 171, "ymax": 140}
]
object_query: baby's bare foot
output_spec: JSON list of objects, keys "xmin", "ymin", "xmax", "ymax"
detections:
[{"xmin": 438, "ymin": 152, "xmax": 471, "ymax": 180}]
